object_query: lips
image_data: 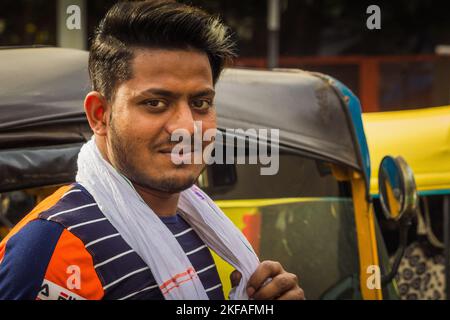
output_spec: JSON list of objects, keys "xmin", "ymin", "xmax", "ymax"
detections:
[
  {"xmin": 158, "ymin": 146, "xmax": 203, "ymax": 165},
  {"xmin": 158, "ymin": 145, "xmax": 201, "ymax": 155}
]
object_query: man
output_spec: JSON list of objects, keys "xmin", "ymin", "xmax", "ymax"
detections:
[{"xmin": 0, "ymin": 0, "xmax": 304, "ymax": 300}]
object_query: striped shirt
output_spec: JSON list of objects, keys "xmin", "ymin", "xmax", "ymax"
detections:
[{"xmin": 0, "ymin": 183, "xmax": 224, "ymax": 300}]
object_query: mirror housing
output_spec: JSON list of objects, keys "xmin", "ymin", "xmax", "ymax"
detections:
[{"xmin": 378, "ymin": 155, "xmax": 418, "ymax": 222}]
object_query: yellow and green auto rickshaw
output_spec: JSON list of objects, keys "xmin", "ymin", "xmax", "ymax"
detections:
[
  {"xmin": 0, "ymin": 47, "xmax": 416, "ymax": 300},
  {"xmin": 363, "ymin": 106, "xmax": 450, "ymax": 299}
]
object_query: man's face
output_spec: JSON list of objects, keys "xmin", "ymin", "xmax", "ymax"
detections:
[{"xmin": 105, "ymin": 48, "xmax": 216, "ymax": 193}]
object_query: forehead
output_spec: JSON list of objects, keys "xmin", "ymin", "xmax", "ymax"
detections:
[{"xmin": 125, "ymin": 48, "xmax": 214, "ymax": 92}]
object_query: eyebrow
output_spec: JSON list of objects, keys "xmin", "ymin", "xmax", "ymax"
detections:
[{"xmin": 137, "ymin": 88, "xmax": 216, "ymax": 99}]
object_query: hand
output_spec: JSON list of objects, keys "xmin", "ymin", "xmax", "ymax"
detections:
[{"xmin": 230, "ymin": 260, "xmax": 305, "ymax": 300}]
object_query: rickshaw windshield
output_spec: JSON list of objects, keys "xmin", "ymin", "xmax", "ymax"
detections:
[{"xmin": 203, "ymin": 149, "xmax": 362, "ymax": 299}]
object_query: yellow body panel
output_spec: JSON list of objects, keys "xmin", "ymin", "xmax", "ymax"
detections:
[
  {"xmin": 363, "ymin": 105, "xmax": 450, "ymax": 195},
  {"xmin": 351, "ymin": 173, "xmax": 383, "ymax": 300},
  {"xmin": 333, "ymin": 166, "xmax": 383, "ymax": 299}
]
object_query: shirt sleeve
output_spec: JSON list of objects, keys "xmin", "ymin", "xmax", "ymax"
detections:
[
  {"xmin": 0, "ymin": 219, "xmax": 64, "ymax": 299},
  {"xmin": 0, "ymin": 219, "xmax": 104, "ymax": 300}
]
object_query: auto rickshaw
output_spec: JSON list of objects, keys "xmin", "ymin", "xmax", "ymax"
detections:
[
  {"xmin": 0, "ymin": 47, "xmax": 416, "ymax": 300},
  {"xmin": 363, "ymin": 106, "xmax": 450, "ymax": 299}
]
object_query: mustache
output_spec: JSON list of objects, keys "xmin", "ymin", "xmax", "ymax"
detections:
[{"xmin": 155, "ymin": 136, "xmax": 215, "ymax": 152}]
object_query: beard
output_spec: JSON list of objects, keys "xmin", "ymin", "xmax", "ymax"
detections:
[{"xmin": 108, "ymin": 120, "xmax": 200, "ymax": 193}]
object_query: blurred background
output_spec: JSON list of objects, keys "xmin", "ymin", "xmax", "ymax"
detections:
[{"xmin": 0, "ymin": 0, "xmax": 450, "ymax": 112}]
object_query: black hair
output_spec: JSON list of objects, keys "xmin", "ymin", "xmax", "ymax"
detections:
[{"xmin": 89, "ymin": 0, "xmax": 236, "ymax": 101}]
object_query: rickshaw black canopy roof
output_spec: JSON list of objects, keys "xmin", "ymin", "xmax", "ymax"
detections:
[{"xmin": 0, "ymin": 47, "xmax": 360, "ymax": 192}]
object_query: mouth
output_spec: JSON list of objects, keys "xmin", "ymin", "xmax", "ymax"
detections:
[
  {"xmin": 158, "ymin": 146, "xmax": 203, "ymax": 164},
  {"xmin": 158, "ymin": 145, "xmax": 202, "ymax": 154}
]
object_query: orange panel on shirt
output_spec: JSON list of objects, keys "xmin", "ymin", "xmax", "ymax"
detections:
[
  {"xmin": 0, "ymin": 246, "xmax": 4, "ymax": 265},
  {"xmin": 0, "ymin": 185, "xmax": 72, "ymax": 262},
  {"xmin": 43, "ymin": 229, "xmax": 104, "ymax": 300}
]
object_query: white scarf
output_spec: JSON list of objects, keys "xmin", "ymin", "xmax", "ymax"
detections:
[{"xmin": 75, "ymin": 137, "xmax": 259, "ymax": 299}]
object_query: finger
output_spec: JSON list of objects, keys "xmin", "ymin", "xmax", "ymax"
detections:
[
  {"xmin": 247, "ymin": 261, "xmax": 283, "ymax": 297},
  {"xmin": 230, "ymin": 270, "xmax": 242, "ymax": 288},
  {"xmin": 277, "ymin": 287, "xmax": 305, "ymax": 300},
  {"xmin": 253, "ymin": 273, "xmax": 297, "ymax": 300}
]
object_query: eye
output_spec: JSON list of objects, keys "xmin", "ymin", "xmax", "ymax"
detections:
[
  {"xmin": 191, "ymin": 99, "xmax": 213, "ymax": 110},
  {"xmin": 142, "ymin": 99, "xmax": 168, "ymax": 110}
]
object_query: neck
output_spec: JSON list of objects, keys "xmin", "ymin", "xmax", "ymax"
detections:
[{"xmin": 133, "ymin": 182, "xmax": 180, "ymax": 217}]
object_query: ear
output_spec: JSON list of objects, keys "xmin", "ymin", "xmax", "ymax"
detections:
[{"xmin": 84, "ymin": 91, "xmax": 110, "ymax": 136}]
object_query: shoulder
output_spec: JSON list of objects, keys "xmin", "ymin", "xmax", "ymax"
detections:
[
  {"xmin": 0, "ymin": 184, "xmax": 105, "ymax": 300},
  {"xmin": 0, "ymin": 219, "xmax": 64, "ymax": 299}
]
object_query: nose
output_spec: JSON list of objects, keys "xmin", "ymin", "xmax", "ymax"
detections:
[{"xmin": 165, "ymin": 102, "xmax": 196, "ymax": 137}]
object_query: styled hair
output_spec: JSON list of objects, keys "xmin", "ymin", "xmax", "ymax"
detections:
[{"xmin": 88, "ymin": 0, "xmax": 236, "ymax": 101}]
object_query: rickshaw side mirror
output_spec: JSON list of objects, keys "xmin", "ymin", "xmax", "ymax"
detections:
[
  {"xmin": 378, "ymin": 156, "xmax": 419, "ymax": 287},
  {"xmin": 378, "ymin": 155, "xmax": 418, "ymax": 221}
]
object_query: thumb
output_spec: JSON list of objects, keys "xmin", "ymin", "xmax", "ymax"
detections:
[{"xmin": 230, "ymin": 270, "xmax": 242, "ymax": 288}]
